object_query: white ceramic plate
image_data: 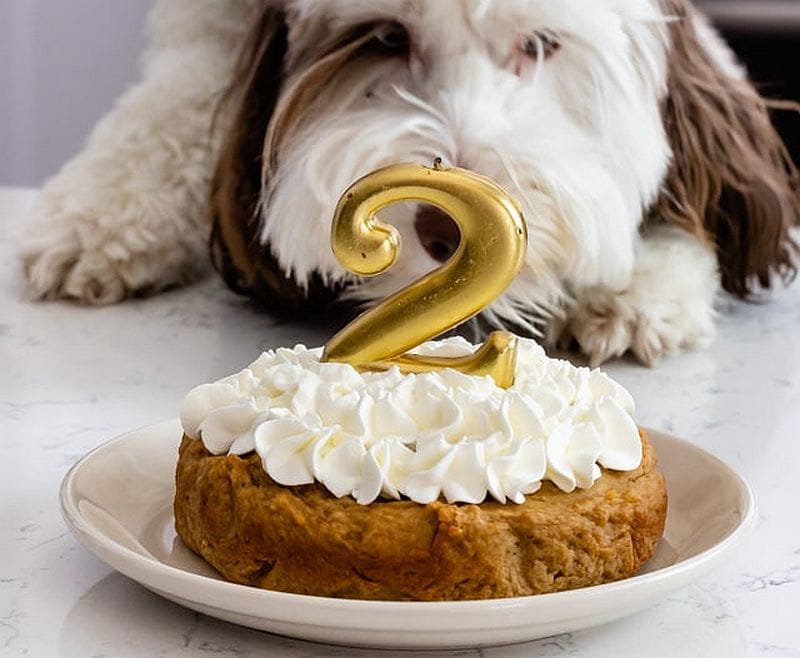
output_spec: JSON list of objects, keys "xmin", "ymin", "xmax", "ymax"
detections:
[{"xmin": 60, "ymin": 420, "xmax": 754, "ymax": 650}]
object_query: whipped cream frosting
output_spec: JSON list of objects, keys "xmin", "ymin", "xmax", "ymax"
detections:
[{"xmin": 180, "ymin": 337, "xmax": 641, "ymax": 505}]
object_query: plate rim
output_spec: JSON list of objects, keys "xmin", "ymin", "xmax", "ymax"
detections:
[{"xmin": 59, "ymin": 419, "xmax": 756, "ymax": 640}]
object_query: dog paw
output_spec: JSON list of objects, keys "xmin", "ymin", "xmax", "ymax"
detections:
[
  {"xmin": 563, "ymin": 286, "xmax": 717, "ymax": 367},
  {"xmin": 554, "ymin": 225, "xmax": 721, "ymax": 367},
  {"xmin": 21, "ymin": 188, "xmax": 143, "ymax": 305},
  {"xmin": 20, "ymin": 177, "xmax": 207, "ymax": 305},
  {"xmin": 23, "ymin": 228, "xmax": 128, "ymax": 305},
  {"xmin": 564, "ymin": 293, "xmax": 636, "ymax": 366}
]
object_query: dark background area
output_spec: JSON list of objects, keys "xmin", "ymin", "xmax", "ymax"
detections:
[
  {"xmin": 726, "ymin": 30, "xmax": 799, "ymax": 163},
  {"xmin": 700, "ymin": 0, "xmax": 800, "ymax": 163}
]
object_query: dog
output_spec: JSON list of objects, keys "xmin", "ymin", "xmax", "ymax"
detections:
[{"xmin": 21, "ymin": 0, "xmax": 800, "ymax": 366}]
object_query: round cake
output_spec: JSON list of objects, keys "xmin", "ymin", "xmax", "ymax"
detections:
[{"xmin": 174, "ymin": 338, "xmax": 667, "ymax": 600}]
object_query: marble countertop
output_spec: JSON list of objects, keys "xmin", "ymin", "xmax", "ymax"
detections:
[{"xmin": 2, "ymin": 186, "xmax": 799, "ymax": 657}]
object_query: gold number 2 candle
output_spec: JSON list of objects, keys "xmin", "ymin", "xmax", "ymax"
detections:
[{"xmin": 322, "ymin": 161, "xmax": 527, "ymax": 388}]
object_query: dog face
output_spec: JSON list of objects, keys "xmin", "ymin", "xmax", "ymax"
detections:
[{"xmin": 211, "ymin": 0, "xmax": 798, "ymax": 330}]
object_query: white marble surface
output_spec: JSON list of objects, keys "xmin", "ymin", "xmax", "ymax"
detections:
[{"xmin": 2, "ymin": 186, "xmax": 799, "ymax": 657}]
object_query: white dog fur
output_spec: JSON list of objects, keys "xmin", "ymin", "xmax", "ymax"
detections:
[{"xmin": 21, "ymin": 0, "xmax": 799, "ymax": 366}]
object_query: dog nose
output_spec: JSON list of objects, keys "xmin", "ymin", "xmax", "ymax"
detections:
[{"xmin": 414, "ymin": 204, "xmax": 461, "ymax": 262}]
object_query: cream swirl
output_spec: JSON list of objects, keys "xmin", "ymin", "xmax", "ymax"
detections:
[{"xmin": 180, "ymin": 337, "xmax": 641, "ymax": 505}]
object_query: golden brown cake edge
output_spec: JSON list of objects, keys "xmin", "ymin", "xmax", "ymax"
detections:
[{"xmin": 174, "ymin": 430, "xmax": 667, "ymax": 600}]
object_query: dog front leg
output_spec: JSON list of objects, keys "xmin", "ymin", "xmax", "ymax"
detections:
[
  {"xmin": 21, "ymin": 76, "xmax": 225, "ymax": 303},
  {"xmin": 19, "ymin": 3, "xmax": 251, "ymax": 304},
  {"xmin": 556, "ymin": 225, "xmax": 719, "ymax": 366}
]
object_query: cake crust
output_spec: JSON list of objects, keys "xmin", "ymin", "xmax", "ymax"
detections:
[{"xmin": 174, "ymin": 431, "xmax": 667, "ymax": 600}]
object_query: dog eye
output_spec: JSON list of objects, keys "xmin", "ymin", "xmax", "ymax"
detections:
[
  {"xmin": 521, "ymin": 31, "xmax": 560, "ymax": 60},
  {"xmin": 372, "ymin": 21, "xmax": 410, "ymax": 54}
]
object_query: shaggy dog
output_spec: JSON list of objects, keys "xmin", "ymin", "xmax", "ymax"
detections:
[{"xmin": 21, "ymin": 0, "xmax": 799, "ymax": 365}]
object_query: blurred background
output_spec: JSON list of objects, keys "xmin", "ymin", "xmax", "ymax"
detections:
[
  {"xmin": 704, "ymin": 1, "xmax": 800, "ymax": 166},
  {"xmin": 0, "ymin": 1, "xmax": 150, "ymax": 188},
  {"xmin": 0, "ymin": 0, "xmax": 797, "ymax": 188}
]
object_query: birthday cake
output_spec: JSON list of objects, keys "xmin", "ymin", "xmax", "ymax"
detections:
[{"xmin": 174, "ymin": 337, "xmax": 667, "ymax": 600}]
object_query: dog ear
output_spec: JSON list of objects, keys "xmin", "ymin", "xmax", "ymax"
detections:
[
  {"xmin": 209, "ymin": 8, "xmax": 301, "ymax": 310},
  {"xmin": 654, "ymin": 0, "xmax": 800, "ymax": 298},
  {"xmin": 209, "ymin": 7, "xmax": 341, "ymax": 313},
  {"xmin": 209, "ymin": 11, "xmax": 386, "ymax": 313}
]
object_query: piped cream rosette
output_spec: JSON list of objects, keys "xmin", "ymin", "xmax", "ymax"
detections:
[{"xmin": 180, "ymin": 337, "xmax": 641, "ymax": 506}]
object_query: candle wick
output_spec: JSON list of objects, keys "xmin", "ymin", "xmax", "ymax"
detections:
[{"xmin": 432, "ymin": 157, "xmax": 444, "ymax": 171}]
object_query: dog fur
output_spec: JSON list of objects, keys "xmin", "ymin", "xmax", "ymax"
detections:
[{"xmin": 21, "ymin": 0, "xmax": 800, "ymax": 366}]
